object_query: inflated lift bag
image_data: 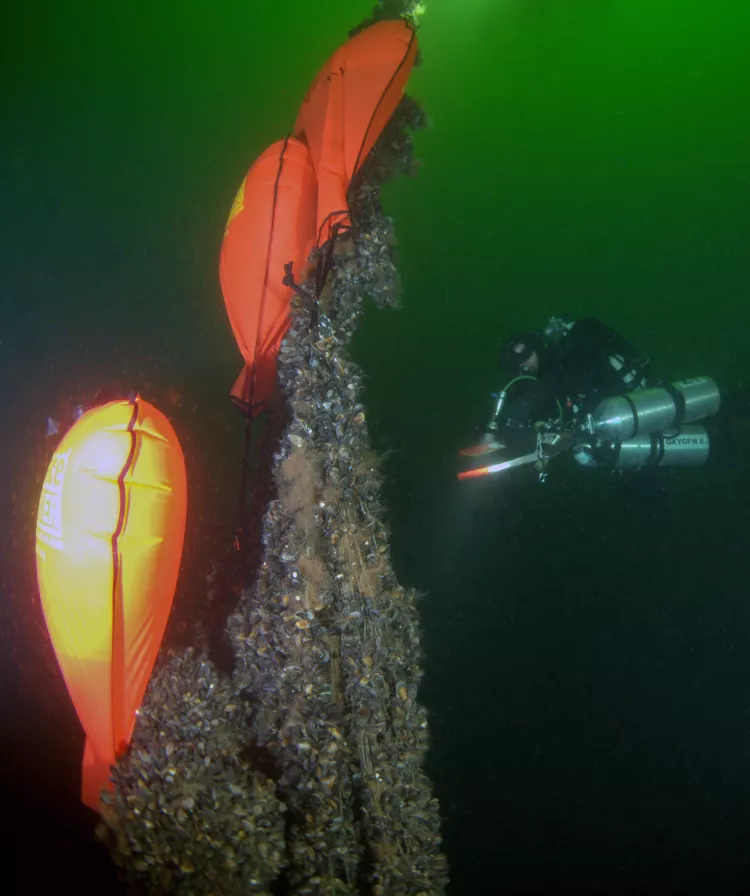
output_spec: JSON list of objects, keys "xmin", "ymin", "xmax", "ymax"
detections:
[{"xmin": 35, "ymin": 397, "xmax": 187, "ymax": 810}]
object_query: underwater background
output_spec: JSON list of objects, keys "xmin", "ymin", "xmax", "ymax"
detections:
[{"xmin": 2, "ymin": 0, "xmax": 749, "ymax": 893}]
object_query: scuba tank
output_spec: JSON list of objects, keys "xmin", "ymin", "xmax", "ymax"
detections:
[
  {"xmin": 589, "ymin": 377, "xmax": 720, "ymax": 441},
  {"xmin": 614, "ymin": 425, "xmax": 711, "ymax": 467},
  {"xmin": 573, "ymin": 424, "xmax": 712, "ymax": 468}
]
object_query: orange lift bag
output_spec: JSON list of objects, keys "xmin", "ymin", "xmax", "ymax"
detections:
[
  {"xmin": 294, "ymin": 19, "xmax": 418, "ymax": 246},
  {"xmin": 35, "ymin": 397, "xmax": 187, "ymax": 811},
  {"xmin": 219, "ymin": 137, "xmax": 317, "ymax": 415}
]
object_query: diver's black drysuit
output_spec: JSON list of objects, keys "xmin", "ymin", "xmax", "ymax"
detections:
[{"xmin": 498, "ymin": 317, "xmax": 652, "ymax": 453}]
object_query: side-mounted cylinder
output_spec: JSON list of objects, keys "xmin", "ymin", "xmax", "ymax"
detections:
[
  {"xmin": 591, "ymin": 377, "xmax": 720, "ymax": 442},
  {"xmin": 573, "ymin": 424, "xmax": 712, "ymax": 468},
  {"xmin": 613, "ymin": 425, "xmax": 711, "ymax": 467}
]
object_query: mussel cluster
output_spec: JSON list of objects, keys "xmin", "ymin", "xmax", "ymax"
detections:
[{"xmin": 99, "ymin": 91, "xmax": 446, "ymax": 896}]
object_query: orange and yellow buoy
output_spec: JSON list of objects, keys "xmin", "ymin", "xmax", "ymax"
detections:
[{"xmin": 35, "ymin": 397, "xmax": 187, "ymax": 811}]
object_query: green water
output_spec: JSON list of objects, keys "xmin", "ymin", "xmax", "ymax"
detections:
[{"xmin": 2, "ymin": 1, "xmax": 750, "ymax": 892}]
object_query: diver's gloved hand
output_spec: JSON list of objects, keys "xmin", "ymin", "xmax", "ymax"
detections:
[
  {"xmin": 499, "ymin": 424, "xmax": 538, "ymax": 457},
  {"xmin": 481, "ymin": 432, "xmax": 507, "ymax": 451},
  {"xmin": 458, "ymin": 432, "xmax": 507, "ymax": 458}
]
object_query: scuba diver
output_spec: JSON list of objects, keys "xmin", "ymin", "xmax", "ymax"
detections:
[{"xmin": 459, "ymin": 316, "xmax": 732, "ymax": 482}]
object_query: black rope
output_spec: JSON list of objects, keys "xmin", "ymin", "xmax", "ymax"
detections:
[
  {"xmin": 110, "ymin": 396, "xmax": 140, "ymax": 753},
  {"xmin": 233, "ymin": 139, "xmax": 292, "ymax": 560},
  {"xmin": 236, "ymin": 221, "xmax": 346, "ymax": 557},
  {"xmin": 236, "ymin": 409, "xmax": 254, "ymax": 556}
]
